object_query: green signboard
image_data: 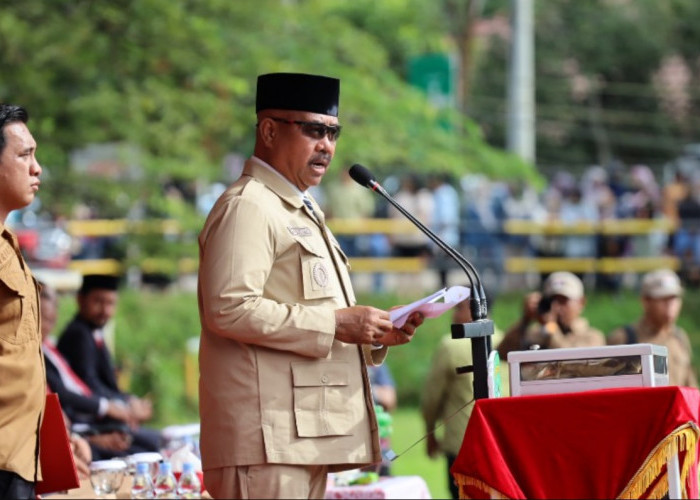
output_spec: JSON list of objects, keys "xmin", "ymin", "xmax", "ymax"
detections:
[{"xmin": 408, "ymin": 53, "xmax": 456, "ymax": 109}]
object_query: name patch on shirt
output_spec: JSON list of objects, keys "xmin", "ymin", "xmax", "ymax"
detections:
[{"xmin": 288, "ymin": 226, "xmax": 313, "ymax": 237}]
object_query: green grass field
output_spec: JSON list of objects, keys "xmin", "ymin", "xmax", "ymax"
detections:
[{"xmin": 390, "ymin": 408, "xmax": 453, "ymax": 499}]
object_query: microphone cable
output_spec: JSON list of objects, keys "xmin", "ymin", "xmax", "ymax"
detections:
[{"xmin": 382, "ymin": 397, "xmax": 476, "ymax": 463}]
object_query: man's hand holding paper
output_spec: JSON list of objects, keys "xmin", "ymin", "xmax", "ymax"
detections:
[
  {"xmin": 335, "ymin": 306, "xmax": 424, "ymax": 347},
  {"xmin": 390, "ymin": 285, "xmax": 471, "ymax": 328},
  {"xmin": 374, "ymin": 310, "xmax": 424, "ymax": 347}
]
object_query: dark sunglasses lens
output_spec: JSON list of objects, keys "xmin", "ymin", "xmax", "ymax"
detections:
[
  {"xmin": 302, "ymin": 123, "xmax": 341, "ymax": 141},
  {"xmin": 302, "ymin": 124, "xmax": 326, "ymax": 140}
]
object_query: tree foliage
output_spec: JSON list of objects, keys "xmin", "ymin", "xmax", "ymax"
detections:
[
  {"xmin": 468, "ymin": 0, "xmax": 700, "ymax": 174},
  {"xmin": 0, "ymin": 0, "xmax": 537, "ymax": 222}
]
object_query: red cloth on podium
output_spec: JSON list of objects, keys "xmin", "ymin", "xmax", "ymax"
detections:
[{"xmin": 451, "ymin": 386, "xmax": 700, "ymax": 499}]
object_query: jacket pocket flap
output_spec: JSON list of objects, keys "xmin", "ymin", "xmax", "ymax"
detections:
[
  {"xmin": 294, "ymin": 237, "xmax": 325, "ymax": 258},
  {"xmin": 292, "ymin": 361, "xmax": 349, "ymax": 387},
  {"xmin": 0, "ymin": 270, "xmax": 25, "ymax": 297}
]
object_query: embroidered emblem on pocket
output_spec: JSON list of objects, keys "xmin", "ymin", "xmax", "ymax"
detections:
[
  {"xmin": 312, "ymin": 262, "xmax": 329, "ymax": 288},
  {"xmin": 288, "ymin": 226, "xmax": 313, "ymax": 237}
]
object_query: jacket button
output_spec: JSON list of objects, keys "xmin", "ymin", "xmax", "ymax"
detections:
[{"xmin": 321, "ymin": 375, "xmax": 329, "ymax": 384}]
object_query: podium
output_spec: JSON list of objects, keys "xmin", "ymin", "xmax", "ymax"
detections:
[{"xmin": 451, "ymin": 386, "xmax": 700, "ymax": 499}]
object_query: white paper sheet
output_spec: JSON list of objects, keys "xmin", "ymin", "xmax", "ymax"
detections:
[{"xmin": 390, "ymin": 285, "xmax": 471, "ymax": 328}]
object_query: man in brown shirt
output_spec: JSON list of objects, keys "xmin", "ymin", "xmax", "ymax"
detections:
[
  {"xmin": 0, "ymin": 104, "xmax": 45, "ymax": 499},
  {"xmin": 608, "ymin": 269, "xmax": 697, "ymax": 387}
]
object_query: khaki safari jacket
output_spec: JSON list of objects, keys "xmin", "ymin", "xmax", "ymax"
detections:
[
  {"xmin": 197, "ymin": 158, "xmax": 385, "ymax": 473},
  {"xmin": 608, "ymin": 320, "xmax": 698, "ymax": 388},
  {"xmin": 0, "ymin": 222, "xmax": 45, "ymax": 482},
  {"xmin": 523, "ymin": 317, "xmax": 605, "ymax": 350}
]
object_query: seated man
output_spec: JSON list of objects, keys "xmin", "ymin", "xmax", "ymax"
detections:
[
  {"xmin": 40, "ymin": 282, "xmax": 158, "ymax": 459},
  {"xmin": 40, "ymin": 283, "xmax": 132, "ymax": 427},
  {"xmin": 56, "ymin": 274, "xmax": 162, "ymax": 453}
]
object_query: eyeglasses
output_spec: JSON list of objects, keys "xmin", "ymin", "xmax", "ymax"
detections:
[{"xmin": 267, "ymin": 117, "xmax": 342, "ymax": 142}]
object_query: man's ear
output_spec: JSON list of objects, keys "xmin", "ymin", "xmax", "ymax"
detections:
[{"xmin": 257, "ymin": 117, "xmax": 277, "ymax": 147}]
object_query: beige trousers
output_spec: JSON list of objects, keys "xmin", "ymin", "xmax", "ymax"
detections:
[{"xmin": 204, "ymin": 464, "xmax": 329, "ymax": 499}]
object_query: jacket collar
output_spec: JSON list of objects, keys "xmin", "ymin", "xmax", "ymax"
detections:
[{"xmin": 244, "ymin": 157, "xmax": 307, "ymax": 210}]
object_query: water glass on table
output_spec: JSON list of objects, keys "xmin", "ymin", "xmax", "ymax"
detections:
[{"xmin": 89, "ymin": 459, "xmax": 127, "ymax": 497}]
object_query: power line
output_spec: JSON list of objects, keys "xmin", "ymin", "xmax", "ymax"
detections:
[
  {"xmin": 471, "ymin": 116, "xmax": 687, "ymax": 157},
  {"xmin": 471, "ymin": 94, "xmax": 700, "ymax": 127},
  {"xmin": 527, "ymin": 75, "xmax": 700, "ymax": 98},
  {"xmin": 474, "ymin": 111, "xmax": 688, "ymax": 142}
]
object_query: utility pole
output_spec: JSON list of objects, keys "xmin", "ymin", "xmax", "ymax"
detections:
[{"xmin": 507, "ymin": 0, "xmax": 535, "ymax": 164}]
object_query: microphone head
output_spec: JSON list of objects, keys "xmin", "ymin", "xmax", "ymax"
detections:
[{"xmin": 349, "ymin": 164, "xmax": 376, "ymax": 188}]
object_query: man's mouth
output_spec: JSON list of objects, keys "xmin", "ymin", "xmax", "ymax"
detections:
[{"xmin": 309, "ymin": 154, "xmax": 331, "ymax": 170}]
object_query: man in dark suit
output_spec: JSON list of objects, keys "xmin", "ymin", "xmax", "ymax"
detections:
[
  {"xmin": 39, "ymin": 282, "xmax": 135, "ymax": 459},
  {"xmin": 57, "ymin": 274, "xmax": 162, "ymax": 453}
]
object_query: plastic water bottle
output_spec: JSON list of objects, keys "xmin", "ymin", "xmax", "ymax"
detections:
[
  {"xmin": 177, "ymin": 462, "xmax": 202, "ymax": 499},
  {"xmin": 153, "ymin": 461, "xmax": 178, "ymax": 499},
  {"xmin": 131, "ymin": 462, "xmax": 154, "ymax": 499}
]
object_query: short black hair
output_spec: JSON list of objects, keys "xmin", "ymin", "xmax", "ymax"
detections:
[
  {"xmin": 0, "ymin": 104, "xmax": 29, "ymax": 155},
  {"xmin": 79, "ymin": 274, "xmax": 120, "ymax": 295}
]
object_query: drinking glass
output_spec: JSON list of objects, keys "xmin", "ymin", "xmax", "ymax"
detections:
[{"xmin": 89, "ymin": 460, "xmax": 127, "ymax": 496}]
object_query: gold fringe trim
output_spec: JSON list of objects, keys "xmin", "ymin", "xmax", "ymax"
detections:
[
  {"xmin": 453, "ymin": 473, "xmax": 510, "ymax": 499},
  {"xmin": 453, "ymin": 423, "xmax": 699, "ymax": 500},
  {"xmin": 617, "ymin": 422, "xmax": 699, "ymax": 499},
  {"xmin": 645, "ymin": 471, "xmax": 668, "ymax": 500}
]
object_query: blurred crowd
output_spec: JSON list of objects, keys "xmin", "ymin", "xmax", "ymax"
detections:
[
  {"xmin": 313, "ymin": 154, "xmax": 700, "ymax": 293},
  {"xmin": 8, "ymin": 152, "xmax": 700, "ymax": 296}
]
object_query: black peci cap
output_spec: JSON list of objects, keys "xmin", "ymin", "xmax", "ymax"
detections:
[
  {"xmin": 256, "ymin": 73, "xmax": 340, "ymax": 117},
  {"xmin": 79, "ymin": 274, "xmax": 120, "ymax": 294}
]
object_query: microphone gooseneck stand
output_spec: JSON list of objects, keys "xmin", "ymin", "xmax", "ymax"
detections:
[{"xmin": 349, "ymin": 164, "xmax": 495, "ymax": 399}]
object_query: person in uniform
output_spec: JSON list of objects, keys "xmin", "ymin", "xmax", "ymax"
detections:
[
  {"xmin": 497, "ymin": 271, "xmax": 605, "ymax": 356},
  {"xmin": 197, "ymin": 72, "xmax": 424, "ymax": 499},
  {"xmin": 607, "ymin": 269, "xmax": 698, "ymax": 387},
  {"xmin": 0, "ymin": 104, "xmax": 45, "ymax": 499},
  {"xmin": 496, "ymin": 290, "xmax": 546, "ymax": 359},
  {"xmin": 421, "ymin": 298, "xmax": 507, "ymax": 499}
]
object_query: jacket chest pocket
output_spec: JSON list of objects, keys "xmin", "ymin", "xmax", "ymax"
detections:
[
  {"xmin": 292, "ymin": 361, "xmax": 354, "ymax": 437},
  {"xmin": 0, "ymin": 271, "xmax": 29, "ymax": 344},
  {"xmin": 296, "ymin": 238, "xmax": 336, "ymax": 301}
]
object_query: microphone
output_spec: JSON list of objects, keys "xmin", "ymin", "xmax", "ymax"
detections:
[
  {"xmin": 349, "ymin": 163, "xmax": 487, "ymax": 320},
  {"xmin": 349, "ymin": 164, "xmax": 495, "ymax": 400}
]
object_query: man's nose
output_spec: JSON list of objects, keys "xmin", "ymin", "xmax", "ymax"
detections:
[
  {"xmin": 318, "ymin": 134, "xmax": 336, "ymax": 152},
  {"xmin": 31, "ymin": 156, "xmax": 42, "ymax": 176}
]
